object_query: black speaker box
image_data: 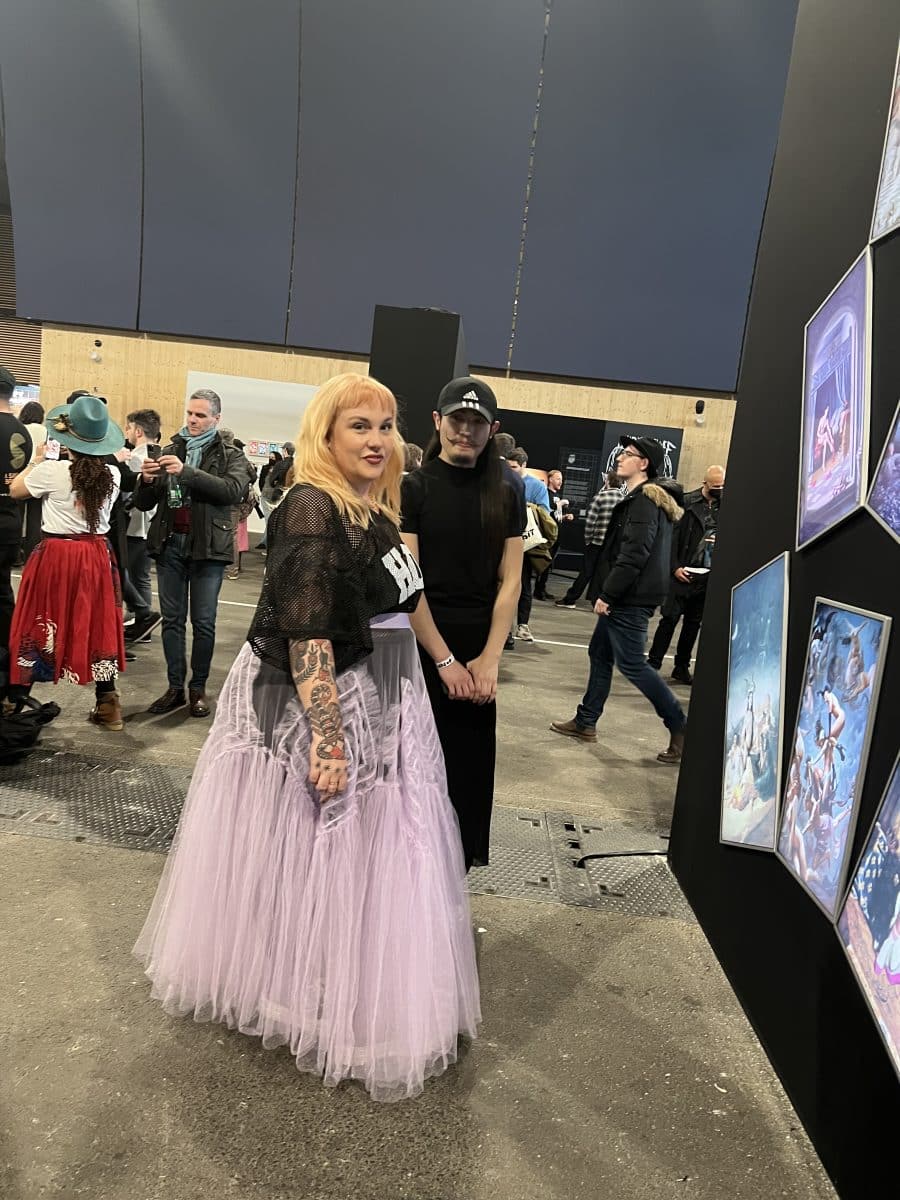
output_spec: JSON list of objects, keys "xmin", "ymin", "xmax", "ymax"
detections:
[{"xmin": 368, "ymin": 305, "xmax": 468, "ymax": 447}]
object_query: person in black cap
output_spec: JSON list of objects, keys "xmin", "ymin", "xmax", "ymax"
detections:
[
  {"xmin": 550, "ymin": 434, "xmax": 688, "ymax": 764},
  {"xmin": 401, "ymin": 375, "xmax": 526, "ymax": 868}
]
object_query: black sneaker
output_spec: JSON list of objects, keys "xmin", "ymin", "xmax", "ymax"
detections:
[
  {"xmin": 554, "ymin": 598, "xmax": 576, "ymax": 609},
  {"xmin": 670, "ymin": 667, "xmax": 694, "ymax": 686},
  {"xmin": 125, "ymin": 610, "xmax": 163, "ymax": 644},
  {"xmin": 503, "ymin": 634, "xmax": 515, "ymax": 651}
]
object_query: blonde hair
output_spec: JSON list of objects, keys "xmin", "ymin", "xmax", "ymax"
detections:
[{"xmin": 292, "ymin": 373, "xmax": 404, "ymax": 526}]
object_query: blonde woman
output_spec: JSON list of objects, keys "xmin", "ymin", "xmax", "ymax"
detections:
[{"xmin": 134, "ymin": 374, "xmax": 480, "ymax": 1101}]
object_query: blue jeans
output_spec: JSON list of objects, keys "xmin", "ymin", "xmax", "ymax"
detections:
[
  {"xmin": 155, "ymin": 534, "xmax": 226, "ymax": 691},
  {"xmin": 575, "ymin": 606, "xmax": 686, "ymax": 734}
]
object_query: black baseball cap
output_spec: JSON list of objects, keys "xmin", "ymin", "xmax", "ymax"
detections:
[
  {"xmin": 619, "ymin": 434, "xmax": 665, "ymax": 478},
  {"xmin": 0, "ymin": 366, "xmax": 17, "ymax": 394},
  {"xmin": 437, "ymin": 376, "xmax": 498, "ymax": 424}
]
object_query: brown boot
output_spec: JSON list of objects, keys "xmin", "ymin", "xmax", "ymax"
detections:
[
  {"xmin": 549, "ymin": 718, "xmax": 597, "ymax": 743},
  {"xmin": 90, "ymin": 691, "xmax": 124, "ymax": 731},
  {"xmin": 657, "ymin": 729, "xmax": 685, "ymax": 764}
]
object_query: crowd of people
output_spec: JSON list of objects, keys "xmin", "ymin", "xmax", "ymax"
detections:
[{"xmin": 0, "ymin": 362, "xmax": 724, "ymax": 1101}]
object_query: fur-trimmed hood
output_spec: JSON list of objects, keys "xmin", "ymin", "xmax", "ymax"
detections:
[{"xmin": 640, "ymin": 482, "xmax": 683, "ymax": 523}]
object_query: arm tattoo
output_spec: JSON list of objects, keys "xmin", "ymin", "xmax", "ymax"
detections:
[{"xmin": 289, "ymin": 639, "xmax": 346, "ymax": 760}]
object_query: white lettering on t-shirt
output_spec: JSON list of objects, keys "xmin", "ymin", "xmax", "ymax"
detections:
[{"xmin": 381, "ymin": 544, "xmax": 424, "ymax": 604}]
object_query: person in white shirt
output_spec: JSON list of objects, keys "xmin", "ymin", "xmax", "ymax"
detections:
[
  {"xmin": 8, "ymin": 394, "xmax": 127, "ymax": 729},
  {"xmin": 123, "ymin": 409, "xmax": 163, "ymax": 644}
]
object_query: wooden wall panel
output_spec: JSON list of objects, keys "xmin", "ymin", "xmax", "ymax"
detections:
[{"xmin": 40, "ymin": 324, "xmax": 734, "ymax": 487}]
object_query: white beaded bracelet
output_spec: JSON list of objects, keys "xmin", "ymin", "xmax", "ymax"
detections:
[{"xmin": 435, "ymin": 654, "xmax": 455, "ymax": 670}]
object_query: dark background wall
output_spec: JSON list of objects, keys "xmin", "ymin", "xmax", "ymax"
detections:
[
  {"xmin": 0, "ymin": 1, "xmax": 797, "ymax": 390},
  {"xmin": 668, "ymin": 2, "xmax": 900, "ymax": 1194}
]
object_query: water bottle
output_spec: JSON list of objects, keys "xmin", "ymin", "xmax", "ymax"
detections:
[{"xmin": 166, "ymin": 474, "xmax": 183, "ymax": 508}]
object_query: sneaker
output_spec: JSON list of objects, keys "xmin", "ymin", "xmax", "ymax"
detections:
[
  {"xmin": 554, "ymin": 599, "xmax": 577, "ymax": 609},
  {"xmin": 503, "ymin": 634, "xmax": 515, "ymax": 651},
  {"xmin": 123, "ymin": 611, "xmax": 136, "ymax": 628},
  {"xmin": 550, "ymin": 718, "xmax": 597, "ymax": 743},
  {"xmin": 671, "ymin": 667, "xmax": 694, "ymax": 686},
  {"xmin": 515, "ymin": 623, "xmax": 535, "ymax": 642},
  {"xmin": 536, "ymin": 591, "xmax": 557, "ymax": 602},
  {"xmin": 124, "ymin": 610, "xmax": 163, "ymax": 643}
]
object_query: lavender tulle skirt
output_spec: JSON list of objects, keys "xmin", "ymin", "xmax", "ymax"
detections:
[{"xmin": 133, "ymin": 617, "xmax": 481, "ymax": 1102}]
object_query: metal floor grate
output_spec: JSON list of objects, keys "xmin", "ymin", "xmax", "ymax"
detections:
[{"xmin": 0, "ymin": 751, "xmax": 693, "ymax": 920}]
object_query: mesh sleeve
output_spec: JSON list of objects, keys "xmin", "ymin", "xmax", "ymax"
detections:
[
  {"xmin": 400, "ymin": 471, "xmax": 423, "ymax": 533},
  {"xmin": 246, "ymin": 486, "xmax": 371, "ymax": 674}
]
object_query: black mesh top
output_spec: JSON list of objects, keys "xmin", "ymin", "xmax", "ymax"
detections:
[{"xmin": 247, "ymin": 484, "xmax": 423, "ymax": 675}]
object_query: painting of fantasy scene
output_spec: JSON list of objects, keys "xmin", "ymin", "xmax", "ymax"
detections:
[
  {"xmin": 798, "ymin": 250, "xmax": 870, "ymax": 549},
  {"xmin": 721, "ymin": 553, "xmax": 789, "ymax": 850},
  {"xmin": 865, "ymin": 398, "xmax": 900, "ymax": 544},
  {"xmin": 777, "ymin": 599, "xmax": 890, "ymax": 918},
  {"xmin": 838, "ymin": 755, "xmax": 900, "ymax": 1084},
  {"xmin": 871, "ymin": 41, "xmax": 900, "ymax": 243}
]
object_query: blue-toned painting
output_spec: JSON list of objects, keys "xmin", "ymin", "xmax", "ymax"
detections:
[
  {"xmin": 838, "ymin": 754, "xmax": 900, "ymax": 1085},
  {"xmin": 777, "ymin": 599, "xmax": 891, "ymax": 919},
  {"xmin": 797, "ymin": 250, "xmax": 870, "ymax": 549},
  {"xmin": 866, "ymin": 398, "xmax": 900, "ymax": 545},
  {"xmin": 721, "ymin": 553, "xmax": 789, "ymax": 850}
]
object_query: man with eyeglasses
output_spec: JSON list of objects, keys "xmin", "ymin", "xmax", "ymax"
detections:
[
  {"xmin": 550, "ymin": 435, "xmax": 688, "ymax": 765},
  {"xmin": 647, "ymin": 464, "xmax": 725, "ymax": 685}
]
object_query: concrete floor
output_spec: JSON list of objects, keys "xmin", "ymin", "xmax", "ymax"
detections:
[{"xmin": 0, "ymin": 553, "xmax": 836, "ymax": 1199}]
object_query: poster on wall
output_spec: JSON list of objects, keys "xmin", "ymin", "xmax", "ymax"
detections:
[
  {"xmin": 837, "ymin": 752, "xmax": 900, "ymax": 1084},
  {"xmin": 797, "ymin": 249, "xmax": 871, "ymax": 550},
  {"xmin": 599, "ymin": 422, "xmax": 682, "ymax": 482},
  {"xmin": 776, "ymin": 598, "xmax": 891, "ymax": 919},
  {"xmin": 870, "ymin": 40, "xmax": 900, "ymax": 243},
  {"xmin": 720, "ymin": 552, "xmax": 789, "ymax": 851},
  {"xmin": 865, "ymin": 397, "xmax": 900, "ymax": 544}
]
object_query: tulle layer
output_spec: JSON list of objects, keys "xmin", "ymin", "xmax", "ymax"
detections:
[{"xmin": 134, "ymin": 628, "xmax": 480, "ymax": 1101}]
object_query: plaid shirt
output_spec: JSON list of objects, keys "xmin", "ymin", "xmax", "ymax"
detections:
[{"xmin": 584, "ymin": 489, "xmax": 621, "ymax": 546}]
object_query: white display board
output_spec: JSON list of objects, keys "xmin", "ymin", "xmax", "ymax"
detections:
[{"xmin": 185, "ymin": 370, "xmax": 317, "ymax": 533}]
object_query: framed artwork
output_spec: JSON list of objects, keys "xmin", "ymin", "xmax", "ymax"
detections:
[
  {"xmin": 837, "ymin": 753, "xmax": 900, "ymax": 1084},
  {"xmin": 865, "ymin": 398, "xmax": 900, "ymax": 545},
  {"xmin": 776, "ymin": 598, "xmax": 891, "ymax": 919},
  {"xmin": 721, "ymin": 552, "xmax": 789, "ymax": 851},
  {"xmin": 871, "ymin": 40, "xmax": 900, "ymax": 243},
  {"xmin": 797, "ymin": 249, "xmax": 871, "ymax": 550}
]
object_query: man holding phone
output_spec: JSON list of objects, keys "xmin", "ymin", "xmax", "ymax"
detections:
[{"xmin": 133, "ymin": 389, "xmax": 254, "ymax": 718}]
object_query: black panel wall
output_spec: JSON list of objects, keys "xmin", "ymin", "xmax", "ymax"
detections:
[
  {"xmin": 138, "ymin": 0, "xmax": 300, "ymax": 344},
  {"xmin": 511, "ymin": 0, "xmax": 797, "ymax": 392},
  {"xmin": 285, "ymin": 0, "xmax": 546, "ymax": 366},
  {"xmin": 668, "ymin": 3, "xmax": 900, "ymax": 1194},
  {"xmin": 0, "ymin": 0, "xmax": 143, "ymax": 328}
]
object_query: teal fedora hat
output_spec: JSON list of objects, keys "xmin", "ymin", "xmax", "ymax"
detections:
[{"xmin": 46, "ymin": 394, "xmax": 124, "ymax": 457}]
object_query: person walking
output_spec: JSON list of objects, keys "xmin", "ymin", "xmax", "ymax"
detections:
[
  {"xmin": 132, "ymin": 389, "xmax": 255, "ymax": 718},
  {"xmin": 401, "ymin": 376, "xmax": 525, "ymax": 868},
  {"xmin": 647, "ymin": 465, "xmax": 725, "ymax": 685},
  {"xmin": 534, "ymin": 468, "xmax": 572, "ymax": 600},
  {"xmin": 134, "ymin": 373, "xmax": 479, "ymax": 1102},
  {"xmin": 555, "ymin": 471, "xmax": 622, "ymax": 608},
  {"xmin": 7, "ymin": 394, "xmax": 126, "ymax": 728},
  {"xmin": 550, "ymin": 435, "xmax": 687, "ymax": 764},
  {"xmin": 505, "ymin": 447, "xmax": 549, "ymax": 643}
]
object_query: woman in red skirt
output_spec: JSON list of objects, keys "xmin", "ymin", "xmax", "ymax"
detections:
[{"xmin": 8, "ymin": 393, "xmax": 127, "ymax": 729}]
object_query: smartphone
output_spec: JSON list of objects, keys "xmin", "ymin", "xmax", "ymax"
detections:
[
  {"xmin": 45, "ymin": 438, "xmax": 61, "ymax": 461},
  {"xmin": 146, "ymin": 443, "xmax": 161, "ymax": 461}
]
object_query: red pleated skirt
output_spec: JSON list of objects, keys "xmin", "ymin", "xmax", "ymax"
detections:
[{"xmin": 10, "ymin": 535, "xmax": 126, "ymax": 687}]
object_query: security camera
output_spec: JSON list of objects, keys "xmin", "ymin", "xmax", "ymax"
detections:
[{"xmin": 695, "ymin": 399, "xmax": 705, "ymax": 415}]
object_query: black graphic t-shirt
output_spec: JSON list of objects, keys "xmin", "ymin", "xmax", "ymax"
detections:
[
  {"xmin": 247, "ymin": 484, "xmax": 423, "ymax": 675},
  {"xmin": 0, "ymin": 412, "xmax": 33, "ymax": 545},
  {"xmin": 401, "ymin": 456, "xmax": 526, "ymax": 618}
]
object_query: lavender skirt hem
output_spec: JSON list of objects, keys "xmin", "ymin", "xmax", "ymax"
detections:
[{"xmin": 134, "ymin": 630, "xmax": 481, "ymax": 1102}]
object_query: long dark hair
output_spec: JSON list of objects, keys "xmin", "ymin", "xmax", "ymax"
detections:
[
  {"xmin": 69, "ymin": 452, "xmax": 114, "ymax": 534},
  {"xmin": 423, "ymin": 426, "xmax": 511, "ymax": 568}
]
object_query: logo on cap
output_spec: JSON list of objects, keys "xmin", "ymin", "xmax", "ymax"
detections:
[{"xmin": 462, "ymin": 389, "xmax": 479, "ymax": 401}]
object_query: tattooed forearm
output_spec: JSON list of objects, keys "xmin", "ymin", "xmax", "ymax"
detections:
[
  {"xmin": 288, "ymin": 639, "xmax": 346, "ymax": 757},
  {"xmin": 289, "ymin": 638, "xmax": 331, "ymax": 688}
]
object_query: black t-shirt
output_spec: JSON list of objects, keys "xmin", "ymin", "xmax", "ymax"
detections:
[
  {"xmin": 0, "ymin": 412, "xmax": 33, "ymax": 544},
  {"xmin": 401, "ymin": 457, "xmax": 526, "ymax": 616},
  {"xmin": 247, "ymin": 484, "xmax": 423, "ymax": 675}
]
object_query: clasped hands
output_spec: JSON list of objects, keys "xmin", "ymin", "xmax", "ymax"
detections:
[{"xmin": 439, "ymin": 656, "xmax": 497, "ymax": 704}]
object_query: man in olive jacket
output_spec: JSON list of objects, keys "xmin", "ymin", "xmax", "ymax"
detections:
[
  {"xmin": 550, "ymin": 435, "xmax": 688, "ymax": 764},
  {"xmin": 133, "ymin": 388, "xmax": 255, "ymax": 718}
]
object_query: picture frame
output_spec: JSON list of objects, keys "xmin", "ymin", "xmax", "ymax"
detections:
[
  {"xmin": 836, "ymin": 752, "xmax": 900, "ymax": 1084},
  {"xmin": 776, "ymin": 597, "xmax": 891, "ymax": 920},
  {"xmin": 797, "ymin": 249, "xmax": 871, "ymax": 550},
  {"xmin": 870, "ymin": 39, "xmax": 900, "ymax": 244},
  {"xmin": 864, "ymin": 397, "xmax": 900, "ymax": 545},
  {"xmin": 720, "ymin": 551, "xmax": 790, "ymax": 851}
]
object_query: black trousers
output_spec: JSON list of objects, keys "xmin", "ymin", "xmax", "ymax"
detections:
[
  {"xmin": 0, "ymin": 541, "xmax": 17, "ymax": 654},
  {"xmin": 560, "ymin": 543, "xmax": 603, "ymax": 604},
  {"xmin": 647, "ymin": 585, "xmax": 707, "ymax": 671},
  {"xmin": 419, "ymin": 613, "xmax": 496, "ymax": 871},
  {"xmin": 517, "ymin": 555, "xmax": 535, "ymax": 625}
]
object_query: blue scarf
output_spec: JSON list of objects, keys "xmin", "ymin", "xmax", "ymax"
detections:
[{"xmin": 178, "ymin": 424, "xmax": 220, "ymax": 467}]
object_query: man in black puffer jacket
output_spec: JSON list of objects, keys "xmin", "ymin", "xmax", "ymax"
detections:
[{"xmin": 550, "ymin": 435, "xmax": 688, "ymax": 764}]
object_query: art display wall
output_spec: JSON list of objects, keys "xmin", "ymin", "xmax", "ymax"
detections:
[{"xmin": 668, "ymin": 4, "xmax": 900, "ymax": 1195}]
